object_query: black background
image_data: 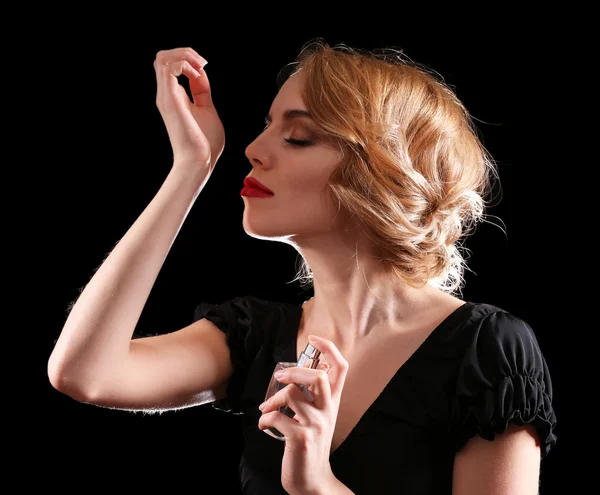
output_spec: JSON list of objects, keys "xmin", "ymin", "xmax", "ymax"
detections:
[{"xmin": 33, "ymin": 14, "xmax": 569, "ymax": 494}]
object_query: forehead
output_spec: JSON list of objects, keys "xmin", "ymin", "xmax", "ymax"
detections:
[{"xmin": 270, "ymin": 71, "xmax": 307, "ymax": 113}]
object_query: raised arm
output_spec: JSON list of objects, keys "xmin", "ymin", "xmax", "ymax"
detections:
[{"xmin": 48, "ymin": 48, "xmax": 230, "ymax": 411}]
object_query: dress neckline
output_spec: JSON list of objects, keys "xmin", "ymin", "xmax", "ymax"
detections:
[{"xmin": 288, "ymin": 299, "xmax": 474, "ymax": 456}]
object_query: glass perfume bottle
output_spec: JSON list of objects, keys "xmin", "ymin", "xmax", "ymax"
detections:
[{"xmin": 262, "ymin": 343, "xmax": 322, "ymax": 440}]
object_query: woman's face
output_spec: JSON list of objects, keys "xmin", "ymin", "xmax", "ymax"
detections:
[{"xmin": 243, "ymin": 70, "xmax": 344, "ymax": 243}]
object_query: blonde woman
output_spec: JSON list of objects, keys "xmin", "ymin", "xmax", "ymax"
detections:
[{"xmin": 48, "ymin": 39, "xmax": 557, "ymax": 494}]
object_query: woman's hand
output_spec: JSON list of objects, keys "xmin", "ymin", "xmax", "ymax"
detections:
[
  {"xmin": 153, "ymin": 47, "xmax": 225, "ymax": 172},
  {"xmin": 258, "ymin": 335, "xmax": 350, "ymax": 494}
]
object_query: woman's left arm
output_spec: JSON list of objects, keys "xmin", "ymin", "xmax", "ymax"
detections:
[{"xmin": 452, "ymin": 423, "xmax": 541, "ymax": 495}]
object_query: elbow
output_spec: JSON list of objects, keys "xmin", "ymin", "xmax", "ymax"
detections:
[
  {"xmin": 47, "ymin": 352, "xmax": 65, "ymax": 392},
  {"xmin": 47, "ymin": 354, "xmax": 94, "ymax": 403}
]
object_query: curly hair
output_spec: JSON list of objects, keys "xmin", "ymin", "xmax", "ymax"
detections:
[{"xmin": 283, "ymin": 39, "xmax": 499, "ymax": 295}]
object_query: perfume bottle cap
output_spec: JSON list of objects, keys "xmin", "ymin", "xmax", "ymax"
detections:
[
  {"xmin": 302, "ymin": 343, "xmax": 321, "ymax": 360},
  {"xmin": 297, "ymin": 343, "xmax": 321, "ymax": 368}
]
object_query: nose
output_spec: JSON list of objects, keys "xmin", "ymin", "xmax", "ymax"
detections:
[{"xmin": 245, "ymin": 133, "xmax": 268, "ymax": 169}]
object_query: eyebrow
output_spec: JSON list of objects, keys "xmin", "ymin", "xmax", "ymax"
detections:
[{"xmin": 265, "ymin": 109, "xmax": 313, "ymax": 123}]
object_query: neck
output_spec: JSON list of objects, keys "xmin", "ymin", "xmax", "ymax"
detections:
[{"xmin": 292, "ymin": 215, "xmax": 454, "ymax": 349}]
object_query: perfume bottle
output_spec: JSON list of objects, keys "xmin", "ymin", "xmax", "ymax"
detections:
[{"xmin": 263, "ymin": 343, "xmax": 322, "ymax": 440}]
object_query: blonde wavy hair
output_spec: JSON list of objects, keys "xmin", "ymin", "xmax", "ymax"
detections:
[{"xmin": 285, "ymin": 39, "xmax": 499, "ymax": 296}]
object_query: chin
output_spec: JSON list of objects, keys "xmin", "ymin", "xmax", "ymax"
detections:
[
  {"xmin": 243, "ymin": 213, "xmax": 327, "ymax": 245},
  {"xmin": 242, "ymin": 214, "xmax": 291, "ymax": 241},
  {"xmin": 241, "ymin": 202, "xmax": 340, "ymax": 239}
]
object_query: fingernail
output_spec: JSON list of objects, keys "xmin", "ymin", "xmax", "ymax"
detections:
[
  {"xmin": 274, "ymin": 370, "xmax": 285, "ymax": 378},
  {"xmin": 258, "ymin": 403, "xmax": 265, "ymax": 410}
]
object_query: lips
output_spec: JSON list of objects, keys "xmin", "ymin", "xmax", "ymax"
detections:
[{"xmin": 243, "ymin": 177, "xmax": 274, "ymax": 195}]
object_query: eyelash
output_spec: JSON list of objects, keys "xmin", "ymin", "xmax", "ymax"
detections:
[
  {"xmin": 284, "ymin": 138, "xmax": 312, "ymax": 147},
  {"xmin": 263, "ymin": 121, "xmax": 312, "ymax": 147}
]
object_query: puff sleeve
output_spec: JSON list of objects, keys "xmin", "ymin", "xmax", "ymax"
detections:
[
  {"xmin": 193, "ymin": 295, "xmax": 265, "ymax": 415},
  {"xmin": 450, "ymin": 309, "xmax": 558, "ymax": 458}
]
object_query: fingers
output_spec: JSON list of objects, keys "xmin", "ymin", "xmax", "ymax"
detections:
[
  {"xmin": 258, "ymin": 409, "xmax": 304, "ymax": 440},
  {"xmin": 154, "ymin": 47, "xmax": 210, "ymax": 107},
  {"xmin": 261, "ymin": 369, "xmax": 331, "ymax": 412},
  {"xmin": 154, "ymin": 47, "xmax": 207, "ymax": 75},
  {"xmin": 258, "ymin": 383, "xmax": 323, "ymax": 433},
  {"xmin": 168, "ymin": 60, "xmax": 203, "ymax": 79},
  {"xmin": 260, "ymin": 382, "xmax": 312, "ymax": 416}
]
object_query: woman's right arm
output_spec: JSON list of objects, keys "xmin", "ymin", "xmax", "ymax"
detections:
[{"xmin": 48, "ymin": 48, "xmax": 231, "ymax": 411}]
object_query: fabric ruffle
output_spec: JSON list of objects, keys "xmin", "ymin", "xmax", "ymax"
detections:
[
  {"xmin": 451, "ymin": 310, "xmax": 557, "ymax": 458},
  {"xmin": 452, "ymin": 372, "xmax": 557, "ymax": 458}
]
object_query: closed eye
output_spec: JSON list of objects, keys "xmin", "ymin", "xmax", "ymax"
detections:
[
  {"xmin": 284, "ymin": 138, "xmax": 312, "ymax": 146},
  {"xmin": 263, "ymin": 118, "xmax": 313, "ymax": 146}
]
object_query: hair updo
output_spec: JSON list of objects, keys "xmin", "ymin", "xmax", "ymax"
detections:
[{"xmin": 285, "ymin": 39, "xmax": 498, "ymax": 295}]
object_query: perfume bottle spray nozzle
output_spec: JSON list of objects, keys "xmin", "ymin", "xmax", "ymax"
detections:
[{"xmin": 297, "ymin": 343, "xmax": 321, "ymax": 369}]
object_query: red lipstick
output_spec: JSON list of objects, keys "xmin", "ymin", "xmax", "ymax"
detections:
[{"xmin": 241, "ymin": 177, "xmax": 274, "ymax": 198}]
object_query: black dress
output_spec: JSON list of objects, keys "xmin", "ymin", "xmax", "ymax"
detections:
[{"xmin": 193, "ymin": 295, "xmax": 557, "ymax": 494}]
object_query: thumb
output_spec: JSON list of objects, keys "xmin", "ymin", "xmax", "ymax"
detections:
[{"xmin": 189, "ymin": 66, "xmax": 213, "ymax": 108}]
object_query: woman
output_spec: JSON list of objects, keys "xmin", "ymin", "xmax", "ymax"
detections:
[{"xmin": 48, "ymin": 39, "xmax": 557, "ymax": 494}]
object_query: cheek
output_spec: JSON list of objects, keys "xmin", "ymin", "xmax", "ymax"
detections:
[
  {"xmin": 284, "ymin": 158, "xmax": 341, "ymax": 218},
  {"xmin": 287, "ymin": 154, "xmax": 339, "ymax": 198},
  {"xmin": 285, "ymin": 171, "xmax": 336, "ymax": 212}
]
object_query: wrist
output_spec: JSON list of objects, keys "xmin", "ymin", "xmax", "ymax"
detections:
[
  {"xmin": 293, "ymin": 470, "xmax": 353, "ymax": 495},
  {"xmin": 320, "ymin": 470, "xmax": 355, "ymax": 495},
  {"xmin": 169, "ymin": 162, "xmax": 212, "ymax": 190}
]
